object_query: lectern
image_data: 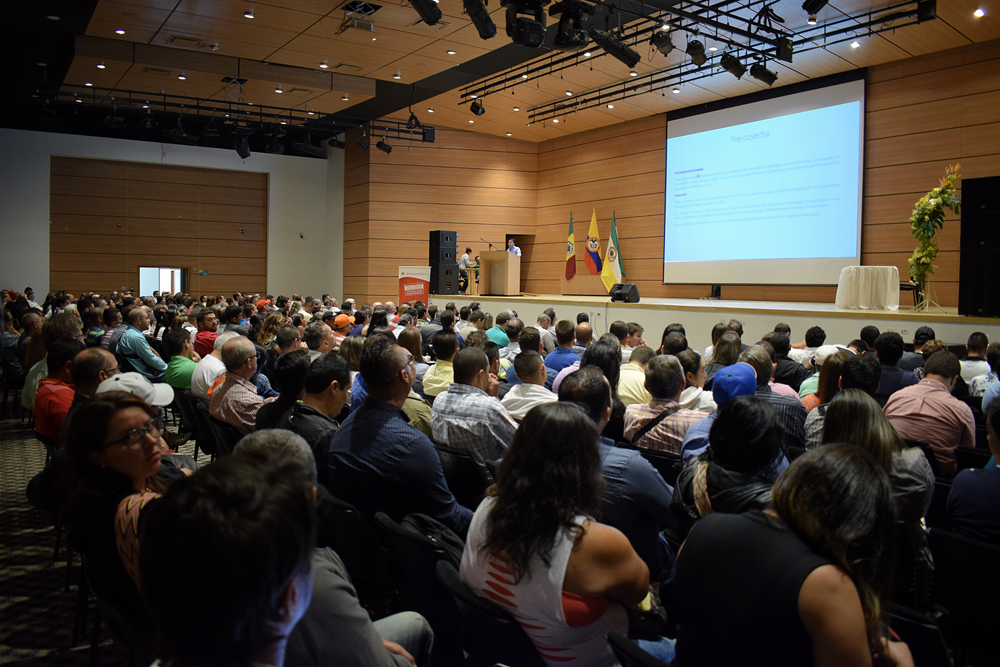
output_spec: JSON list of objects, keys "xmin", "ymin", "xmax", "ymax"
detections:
[{"xmin": 479, "ymin": 251, "xmax": 520, "ymax": 296}]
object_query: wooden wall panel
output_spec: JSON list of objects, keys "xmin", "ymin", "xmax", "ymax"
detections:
[{"xmin": 49, "ymin": 157, "xmax": 268, "ymax": 295}]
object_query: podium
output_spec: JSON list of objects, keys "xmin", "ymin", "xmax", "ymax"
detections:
[{"xmin": 479, "ymin": 251, "xmax": 520, "ymax": 296}]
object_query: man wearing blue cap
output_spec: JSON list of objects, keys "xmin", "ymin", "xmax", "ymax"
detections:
[{"xmin": 680, "ymin": 362, "xmax": 758, "ymax": 464}]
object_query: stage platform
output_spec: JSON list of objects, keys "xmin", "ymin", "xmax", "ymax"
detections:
[{"xmin": 428, "ymin": 293, "xmax": 1000, "ymax": 354}]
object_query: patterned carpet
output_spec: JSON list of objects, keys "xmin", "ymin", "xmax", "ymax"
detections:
[{"xmin": 0, "ymin": 404, "xmax": 197, "ymax": 667}]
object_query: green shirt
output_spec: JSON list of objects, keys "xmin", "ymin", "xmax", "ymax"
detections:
[
  {"xmin": 165, "ymin": 355, "xmax": 198, "ymax": 391},
  {"xmin": 798, "ymin": 372, "xmax": 820, "ymax": 399}
]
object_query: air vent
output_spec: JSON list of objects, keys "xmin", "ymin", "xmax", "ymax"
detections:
[
  {"xmin": 288, "ymin": 88, "xmax": 312, "ymax": 96},
  {"xmin": 142, "ymin": 67, "xmax": 173, "ymax": 78},
  {"xmin": 350, "ymin": 17, "xmax": 376, "ymax": 31},
  {"xmin": 345, "ymin": 1, "xmax": 381, "ymax": 15},
  {"xmin": 168, "ymin": 36, "xmax": 203, "ymax": 48},
  {"xmin": 333, "ymin": 63, "xmax": 362, "ymax": 73}
]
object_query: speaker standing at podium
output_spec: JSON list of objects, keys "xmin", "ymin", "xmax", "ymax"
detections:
[{"xmin": 507, "ymin": 239, "xmax": 521, "ymax": 257}]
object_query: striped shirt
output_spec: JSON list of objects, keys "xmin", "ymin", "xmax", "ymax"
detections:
[{"xmin": 624, "ymin": 399, "xmax": 708, "ymax": 454}]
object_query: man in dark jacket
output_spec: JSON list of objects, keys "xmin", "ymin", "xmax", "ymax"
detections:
[{"xmin": 769, "ymin": 333, "xmax": 813, "ymax": 392}]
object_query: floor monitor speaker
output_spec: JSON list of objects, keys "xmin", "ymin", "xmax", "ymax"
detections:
[{"xmin": 609, "ymin": 283, "xmax": 640, "ymax": 303}]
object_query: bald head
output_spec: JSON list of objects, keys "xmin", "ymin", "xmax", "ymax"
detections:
[
  {"xmin": 71, "ymin": 347, "xmax": 117, "ymax": 396},
  {"xmin": 221, "ymin": 337, "xmax": 256, "ymax": 375},
  {"xmin": 576, "ymin": 322, "xmax": 593, "ymax": 345}
]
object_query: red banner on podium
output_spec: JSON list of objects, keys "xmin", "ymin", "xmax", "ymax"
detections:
[{"xmin": 398, "ymin": 266, "xmax": 431, "ymax": 306}]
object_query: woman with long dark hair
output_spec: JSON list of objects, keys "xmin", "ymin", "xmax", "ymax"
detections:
[
  {"xmin": 461, "ymin": 403, "xmax": 675, "ymax": 666},
  {"xmin": 674, "ymin": 445, "xmax": 913, "ymax": 667},
  {"xmin": 704, "ymin": 331, "xmax": 742, "ymax": 390}
]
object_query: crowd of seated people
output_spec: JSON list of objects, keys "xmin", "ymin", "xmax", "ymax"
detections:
[{"xmin": 8, "ymin": 285, "xmax": 1000, "ymax": 667}]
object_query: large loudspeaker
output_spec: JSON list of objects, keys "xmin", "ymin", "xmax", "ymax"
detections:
[
  {"xmin": 430, "ymin": 245, "xmax": 456, "ymax": 264},
  {"xmin": 430, "ymin": 264, "xmax": 460, "ymax": 295},
  {"xmin": 609, "ymin": 283, "xmax": 640, "ymax": 303},
  {"xmin": 959, "ymin": 176, "xmax": 1000, "ymax": 317},
  {"xmin": 429, "ymin": 230, "xmax": 456, "ymax": 248}
]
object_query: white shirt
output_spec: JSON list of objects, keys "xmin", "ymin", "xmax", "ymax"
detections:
[
  {"xmin": 500, "ymin": 383, "xmax": 558, "ymax": 421},
  {"xmin": 961, "ymin": 358, "xmax": 991, "ymax": 384},
  {"xmin": 788, "ymin": 346, "xmax": 817, "ymax": 365},
  {"xmin": 507, "ymin": 245, "xmax": 521, "ymax": 257},
  {"xmin": 459, "ymin": 253, "xmax": 471, "ymax": 269},
  {"xmin": 533, "ymin": 324, "xmax": 555, "ymax": 355},
  {"xmin": 500, "ymin": 341, "xmax": 521, "ymax": 361},
  {"xmin": 190, "ymin": 354, "xmax": 226, "ymax": 400}
]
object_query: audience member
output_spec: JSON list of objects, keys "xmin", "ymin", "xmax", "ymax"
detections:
[
  {"xmin": 256, "ymin": 350, "xmax": 310, "ymax": 431},
  {"xmin": 34, "ymin": 338, "xmax": 86, "ymax": 442},
  {"xmin": 898, "ymin": 326, "xmax": 936, "ymax": 372},
  {"xmin": 676, "ymin": 349, "xmax": 717, "ymax": 413},
  {"xmin": 572, "ymin": 321, "xmax": 593, "ymax": 354},
  {"xmin": 873, "ymin": 332, "xmax": 918, "ymax": 403},
  {"xmin": 948, "ymin": 398, "xmax": 1000, "ymax": 543},
  {"xmin": 422, "ymin": 330, "xmax": 458, "ymax": 397},
  {"xmin": 461, "ymin": 310, "xmax": 485, "ymax": 339},
  {"xmin": 740, "ymin": 345, "xmax": 806, "ymax": 452},
  {"xmin": 769, "ymin": 333, "xmax": 812, "ymax": 393},
  {"xmin": 210, "ymin": 337, "xmax": 274, "ymax": 434},
  {"xmin": 796, "ymin": 345, "xmax": 842, "ymax": 401},
  {"xmin": 680, "ymin": 363, "xmax": 758, "ymax": 463},
  {"xmin": 960, "ymin": 331, "xmax": 991, "ymax": 383},
  {"xmin": 799, "ymin": 348, "xmax": 847, "ymax": 413},
  {"xmin": 460, "ymin": 402, "xmax": 676, "ymax": 664},
  {"xmin": 190, "ymin": 331, "xmax": 240, "ymax": 400},
  {"xmin": 623, "ymin": 355, "xmax": 708, "ymax": 453},
  {"xmin": 303, "ymin": 321, "xmax": 337, "ymax": 360},
  {"xmin": 23, "ymin": 313, "xmax": 84, "ymax": 412},
  {"xmin": 617, "ymin": 345, "xmax": 654, "ymax": 407},
  {"xmin": 803, "ymin": 351, "xmax": 874, "ymax": 449},
  {"xmin": 484, "ymin": 311, "xmax": 510, "ymax": 347},
  {"xmin": 193, "ymin": 309, "xmax": 219, "ymax": 357},
  {"xmin": 397, "ymin": 329, "xmax": 430, "ymax": 380},
  {"xmin": 787, "ymin": 325, "xmax": 827, "ymax": 365},
  {"xmin": 162, "ymin": 328, "xmax": 199, "ymax": 391},
  {"xmin": 328, "ymin": 336, "xmax": 472, "ymax": 535},
  {"xmin": 501, "ymin": 349, "xmax": 558, "ymax": 420},
  {"xmin": 885, "ymin": 351, "xmax": 975, "ymax": 475},
  {"xmin": 533, "ymin": 312, "xmax": 556, "ymax": 354},
  {"xmin": 100, "ymin": 307, "xmax": 125, "ymax": 351},
  {"xmin": 117, "ymin": 309, "xmax": 167, "ymax": 381},
  {"xmin": 970, "ymin": 341, "xmax": 1000, "ymax": 397},
  {"xmin": 500, "ymin": 317, "xmax": 524, "ymax": 360},
  {"xmin": 704, "ymin": 331, "xmax": 742, "ymax": 390},
  {"xmin": 860, "ymin": 324, "xmax": 881, "ymax": 349},
  {"xmin": 544, "ymin": 320, "xmax": 579, "ymax": 373}
]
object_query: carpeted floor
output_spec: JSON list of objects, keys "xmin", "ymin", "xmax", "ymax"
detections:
[{"xmin": 0, "ymin": 404, "xmax": 197, "ymax": 667}]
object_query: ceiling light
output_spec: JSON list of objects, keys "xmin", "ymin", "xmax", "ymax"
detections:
[
  {"xmin": 470, "ymin": 100, "xmax": 485, "ymax": 116},
  {"xmin": 522, "ymin": 73, "xmax": 528, "ymax": 78},
  {"xmin": 211, "ymin": 42, "xmax": 219, "ymax": 50},
  {"xmin": 551, "ymin": 0, "xmax": 594, "ymax": 52},
  {"xmin": 583, "ymin": 51, "xmax": 592, "ymax": 57},
  {"xmin": 513, "ymin": 106, "xmax": 520, "ymax": 111},
  {"xmin": 553, "ymin": 119, "xmax": 559, "ymax": 123},
  {"xmin": 708, "ymin": 45, "xmax": 718, "ymax": 52},
  {"xmin": 465, "ymin": 0, "xmax": 497, "ymax": 40},
  {"xmin": 275, "ymin": 85, "xmax": 283, "ymax": 93},
  {"xmin": 590, "ymin": 27, "xmax": 640, "ymax": 68},
  {"xmin": 115, "ymin": 29, "xmax": 125, "ymax": 34},
  {"xmin": 606, "ymin": 103, "xmax": 614, "ymax": 108},
  {"xmin": 410, "ymin": 0, "xmax": 443, "ymax": 25},
  {"xmin": 142, "ymin": 103, "xmax": 149, "ymax": 109},
  {"xmin": 280, "ymin": 119, "xmax": 287, "ymax": 125},
  {"xmin": 320, "ymin": 60, "xmax": 329, "ymax": 68},
  {"xmin": 506, "ymin": 132, "xmax": 512, "ymax": 136},
  {"xmin": 376, "ymin": 139, "xmax": 392, "ymax": 154},
  {"xmin": 244, "ymin": 7, "xmax": 254, "ymax": 18},
  {"xmin": 75, "ymin": 97, "xmax": 82, "ymax": 103},
  {"xmin": 372, "ymin": 37, "xmax": 377, "ymax": 40},
  {"xmin": 720, "ymin": 52, "xmax": 746, "ymax": 79},
  {"xmin": 974, "ymin": 8, "xmax": 985, "ymax": 18},
  {"xmin": 358, "ymin": 137, "xmax": 369, "ymax": 149},
  {"xmin": 427, "ymin": 107, "xmax": 434, "ymax": 112},
  {"xmin": 750, "ymin": 62, "xmax": 777, "ymax": 86},
  {"xmin": 342, "ymin": 94, "xmax": 349, "ymax": 101},
  {"xmin": 471, "ymin": 93, "xmax": 478, "ymax": 98},
  {"xmin": 565, "ymin": 90, "xmax": 573, "ymax": 96},
  {"xmin": 393, "ymin": 72, "xmax": 401, "ymax": 79},
  {"xmin": 686, "ymin": 39, "xmax": 707, "ymax": 66},
  {"xmin": 178, "ymin": 72, "xmax": 187, "ymax": 80},
  {"xmin": 851, "ymin": 40, "xmax": 860, "ymax": 48},
  {"xmin": 801, "ymin": 0, "xmax": 828, "ymax": 14},
  {"xmin": 807, "ymin": 14, "xmax": 817, "ymax": 24},
  {"xmin": 672, "ymin": 87, "xmax": 680, "ymax": 93},
  {"xmin": 447, "ymin": 50, "xmax": 457, "ymax": 55},
  {"xmin": 651, "ymin": 30, "xmax": 674, "ymax": 56},
  {"xmin": 469, "ymin": 119, "xmax": 475, "ymax": 123},
  {"xmin": 37, "ymin": 62, "xmax": 47, "ymax": 67},
  {"xmin": 629, "ymin": 69, "xmax": 638, "ymax": 77},
  {"xmin": 659, "ymin": 22, "xmax": 669, "ymax": 30},
  {"xmin": 96, "ymin": 61, "xmax": 106, "ymax": 69},
  {"xmin": 307, "ymin": 109, "xmax": 315, "ymax": 115},
  {"xmin": 84, "ymin": 82, "xmax": 93, "ymax": 87}
]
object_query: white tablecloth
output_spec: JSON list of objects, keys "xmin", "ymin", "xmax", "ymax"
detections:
[{"xmin": 835, "ymin": 266, "xmax": 900, "ymax": 310}]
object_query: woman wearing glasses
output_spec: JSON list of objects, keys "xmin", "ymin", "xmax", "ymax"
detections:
[{"xmin": 58, "ymin": 391, "xmax": 169, "ymax": 661}]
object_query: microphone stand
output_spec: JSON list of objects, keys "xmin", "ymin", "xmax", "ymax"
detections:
[{"xmin": 481, "ymin": 237, "xmax": 496, "ymax": 251}]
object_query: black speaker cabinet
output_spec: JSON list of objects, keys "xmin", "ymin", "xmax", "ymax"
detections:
[
  {"xmin": 429, "ymin": 246, "xmax": 456, "ymax": 264},
  {"xmin": 609, "ymin": 283, "xmax": 640, "ymax": 303},
  {"xmin": 429, "ymin": 230, "xmax": 456, "ymax": 248},
  {"xmin": 430, "ymin": 264, "xmax": 460, "ymax": 295},
  {"xmin": 958, "ymin": 176, "xmax": 1000, "ymax": 317}
]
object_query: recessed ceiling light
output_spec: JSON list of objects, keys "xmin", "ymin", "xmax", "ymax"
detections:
[
  {"xmin": 807, "ymin": 14, "xmax": 817, "ymax": 25},
  {"xmin": 851, "ymin": 40, "xmax": 860, "ymax": 48},
  {"xmin": 244, "ymin": 8, "xmax": 254, "ymax": 18},
  {"xmin": 447, "ymin": 50, "xmax": 457, "ymax": 55},
  {"xmin": 427, "ymin": 107, "xmax": 434, "ymax": 113},
  {"xmin": 178, "ymin": 72, "xmax": 187, "ymax": 80},
  {"xmin": 553, "ymin": 119, "xmax": 559, "ymax": 123},
  {"xmin": 708, "ymin": 46, "xmax": 718, "ymax": 52},
  {"xmin": 583, "ymin": 51, "xmax": 592, "ymax": 57},
  {"xmin": 96, "ymin": 61, "xmax": 106, "ymax": 69},
  {"xmin": 506, "ymin": 132, "xmax": 512, "ymax": 136},
  {"xmin": 672, "ymin": 87, "xmax": 680, "ymax": 93},
  {"xmin": 75, "ymin": 97, "xmax": 82, "ymax": 103},
  {"xmin": 469, "ymin": 119, "xmax": 474, "ymax": 123},
  {"xmin": 275, "ymin": 85, "xmax": 283, "ymax": 93},
  {"xmin": 513, "ymin": 106, "xmax": 520, "ymax": 111},
  {"xmin": 37, "ymin": 62, "xmax": 47, "ymax": 67},
  {"xmin": 280, "ymin": 119, "xmax": 287, "ymax": 125},
  {"xmin": 393, "ymin": 72, "xmax": 401, "ymax": 79},
  {"xmin": 629, "ymin": 69, "xmax": 638, "ymax": 77},
  {"xmin": 142, "ymin": 103, "xmax": 149, "ymax": 109},
  {"xmin": 115, "ymin": 29, "xmax": 125, "ymax": 35},
  {"xmin": 606, "ymin": 104, "xmax": 614, "ymax": 109},
  {"xmin": 342, "ymin": 94, "xmax": 349, "ymax": 101},
  {"xmin": 565, "ymin": 90, "xmax": 572, "ymax": 96},
  {"xmin": 84, "ymin": 82, "xmax": 93, "ymax": 87},
  {"xmin": 320, "ymin": 60, "xmax": 328, "ymax": 68},
  {"xmin": 470, "ymin": 93, "xmax": 478, "ymax": 98},
  {"xmin": 307, "ymin": 109, "xmax": 315, "ymax": 115},
  {"xmin": 974, "ymin": 8, "xmax": 985, "ymax": 18},
  {"xmin": 522, "ymin": 74, "xmax": 528, "ymax": 79},
  {"xmin": 372, "ymin": 37, "xmax": 377, "ymax": 41}
]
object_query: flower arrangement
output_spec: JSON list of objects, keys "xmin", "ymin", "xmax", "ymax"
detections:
[{"xmin": 908, "ymin": 164, "xmax": 960, "ymax": 306}]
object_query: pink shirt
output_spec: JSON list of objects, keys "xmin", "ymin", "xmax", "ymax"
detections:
[
  {"xmin": 884, "ymin": 378, "xmax": 975, "ymax": 476},
  {"xmin": 768, "ymin": 378, "xmax": 799, "ymax": 398}
]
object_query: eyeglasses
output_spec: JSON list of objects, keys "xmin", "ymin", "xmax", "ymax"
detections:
[
  {"xmin": 104, "ymin": 365, "xmax": 120, "ymax": 376},
  {"xmin": 104, "ymin": 417, "xmax": 162, "ymax": 450},
  {"xmin": 403, "ymin": 353, "xmax": 416, "ymax": 367}
]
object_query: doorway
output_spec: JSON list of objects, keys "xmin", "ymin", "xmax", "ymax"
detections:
[{"xmin": 139, "ymin": 267, "xmax": 187, "ymax": 297}]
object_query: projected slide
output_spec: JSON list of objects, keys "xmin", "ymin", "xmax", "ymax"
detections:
[{"xmin": 663, "ymin": 98, "xmax": 863, "ymax": 284}]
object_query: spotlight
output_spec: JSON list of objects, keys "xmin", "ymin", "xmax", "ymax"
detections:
[
  {"xmin": 583, "ymin": 51, "xmax": 591, "ymax": 56},
  {"xmin": 178, "ymin": 72, "xmax": 187, "ymax": 80},
  {"xmin": 720, "ymin": 53, "xmax": 746, "ymax": 79},
  {"xmin": 292, "ymin": 129, "xmax": 326, "ymax": 157},
  {"xmin": 244, "ymin": 7, "xmax": 254, "ymax": 18},
  {"xmin": 358, "ymin": 137, "xmax": 369, "ymax": 149},
  {"xmin": 549, "ymin": 0, "xmax": 594, "ymax": 52},
  {"xmin": 407, "ymin": 111, "xmax": 422, "ymax": 129},
  {"xmin": 749, "ymin": 62, "xmax": 777, "ymax": 86},
  {"xmin": 410, "ymin": 0, "xmax": 442, "ymax": 25},
  {"xmin": 84, "ymin": 82, "xmax": 93, "ymax": 87},
  {"xmin": 807, "ymin": 14, "xmax": 817, "ymax": 24},
  {"xmin": 470, "ymin": 100, "xmax": 485, "ymax": 116},
  {"xmin": 606, "ymin": 103, "xmax": 613, "ymax": 108},
  {"xmin": 589, "ymin": 27, "xmax": 640, "ymax": 68},
  {"xmin": 464, "ymin": 0, "xmax": 497, "ymax": 40},
  {"xmin": 96, "ymin": 61, "xmax": 106, "ymax": 69},
  {"xmin": 376, "ymin": 139, "xmax": 392, "ymax": 154},
  {"xmin": 686, "ymin": 39, "xmax": 707, "ymax": 66},
  {"xmin": 329, "ymin": 138, "xmax": 346, "ymax": 149},
  {"xmin": 851, "ymin": 40, "xmax": 860, "ymax": 48},
  {"xmin": 502, "ymin": 0, "xmax": 549, "ymax": 48},
  {"xmin": 801, "ymin": 0, "xmax": 827, "ymax": 14},
  {"xmin": 393, "ymin": 72, "xmax": 401, "ymax": 79},
  {"xmin": 141, "ymin": 115, "xmax": 155, "ymax": 129},
  {"xmin": 115, "ymin": 29, "xmax": 125, "ymax": 34},
  {"xmin": 320, "ymin": 60, "xmax": 329, "ymax": 68},
  {"xmin": 202, "ymin": 121, "xmax": 221, "ymax": 137},
  {"xmin": 974, "ymin": 8, "xmax": 985, "ymax": 18},
  {"xmin": 234, "ymin": 134, "xmax": 250, "ymax": 159},
  {"xmin": 264, "ymin": 134, "xmax": 285, "ymax": 154},
  {"xmin": 275, "ymin": 85, "xmax": 283, "ymax": 93},
  {"xmin": 164, "ymin": 117, "xmax": 199, "ymax": 145},
  {"xmin": 651, "ymin": 30, "xmax": 674, "ymax": 56},
  {"xmin": 565, "ymin": 90, "xmax": 572, "ymax": 96},
  {"xmin": 447, "ymin": 49, "xmax": 457, "ymax": 54}
]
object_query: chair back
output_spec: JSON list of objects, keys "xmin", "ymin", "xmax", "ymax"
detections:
[
  {"xmin": 373, "ymin": 513, "xmax": 462, "ymax": 651},
  {"xmin": 906, "ymin": 439, "xmax": 943, "ymax": 477},
  {"xmin": 888, "ymin": 603, "xmax": 950, "ymax": 667},
  {"xmin": 206, "ymin": 414, "xmax": 243, "ymax": 456},
  {"xmin": 185, "ymin": 392, "xmax": 218, "ymax": 456},
  {"xmin": 435, "ymin": 560, "xmax": 545, "ymax": 667},
  {"xmin": 637, "ymin": 448, "xmax": 683, "ymax": 487},
  {"xmin": 172, "ymin": 391, "xmax": 200, "ymax": 449},
  {"xmin": 607, "ymin": 632, "xmax": 667, "ymax": 667},
  {"xmin": 322, "ymin": 495, "xmax": 394, "ymax": 614},
  {"xmin": 923, "ymin": 480, "xmax": 952, "ymax": 530},
  {"xmin": 434, "ymin": 443, "xmax": 491, "ymax": 510},
  {"xmin": 955, "ymin": 445, "xmax": 991, "ymax": 470},
  {"xmin": 928, "ymin": 528, "xmax": 1000, "ymax": 659}
]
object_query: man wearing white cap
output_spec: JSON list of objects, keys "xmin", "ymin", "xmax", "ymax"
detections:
[{"xmin": 796, "ymin": 344, "xmax": 843, "ymax": 402}]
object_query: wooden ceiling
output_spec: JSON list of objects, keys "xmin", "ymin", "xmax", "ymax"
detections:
[{"xmin": 58, "ymin": 0, "xmax": 999, "ymax": 141}]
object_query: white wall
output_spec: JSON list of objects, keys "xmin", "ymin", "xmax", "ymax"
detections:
[{"xmin": 0, "ymin": 127, "xmax": 344, "ymax": 298}]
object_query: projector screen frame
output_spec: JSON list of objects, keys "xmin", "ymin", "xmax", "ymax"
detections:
[{"xmin": 661, "ymin": 68, "xmax": 868, "ymax": 287}]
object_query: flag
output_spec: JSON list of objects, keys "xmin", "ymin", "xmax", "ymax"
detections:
[
  {"xmin": 601, "ymin": 211, "xmax": 624, "ymax": 292},
  {"xmin": 584, "ymin": 209, "xmax": 603, "ymax": 275},
  {"xmin": 565, "ymin": 213, "xmax": 577, "ymax": 280}
]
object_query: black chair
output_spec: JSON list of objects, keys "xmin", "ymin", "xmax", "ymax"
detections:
[
  {"xmin": 928, "ymin": 528, "xmax": 1000, "ymax": 664},
  {"xmin": 206, "ymin": 413, "xmax": 243, "ymax": 457},
  {"xmin": 607, "ymin": 631, "xmax": 668, "ymax": 667},
  {"xmin": 905, "ymin": 439, "xmax": 943, "ymax": 478},
  {"xmin": 899, "ymin": 281, "xmax": 920, "ymax": 307},
  {"xmin": 185, "ymin": 391, "xmax": 218, "ymax": 457},
  {"xmin": 485, "ymin": 458, "xmax": 501, "ymax": 480},
  {"xmin": 888, "ymin": 603, "xmax": 950, "ymax": 667},
  {"xmin": 373, "ymin": 513, "xmax": 462, "ymax": 660},
  {"xmin": 323, "ymin": 495, "xmax": 394, "ymax": 616},
  {"xmin": 434, "ymin": 443, "xmax": 491, "ymax": 511},
  {"xmin": 962, "ymin": 395, "xmax": 984, "ymax": 427},
  {"xmin": 1, "ymin": 359, "xmax": 26, "ymax": 420},
  {"xmin": 975, "ymin": 425, "xmax": 989, "ymax": 449},
  {"xmin": 172, "ymin": 390, "xmax": 202, "ymax": 460},
  {"xmin": 955, "ymin": 445, "xmax": 991, "ymax": 470},
  {"xmin": 636, "ymin": 448, "xmax": 683, "ymax": 487},
  {"xmin": 923, "ymin": 480, "xmax": 952, "ymax": 530},
  {"xmin": 435, "ymin": 560, "xmax": 545, "ymax": 667}
]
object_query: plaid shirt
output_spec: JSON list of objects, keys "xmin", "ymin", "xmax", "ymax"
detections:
[
  {"xmin": 623, "ymin": 399, "xmax": 708, "ymax": 453},
  {"xmin": 210, "ymin": 372, "xmax": 266, "ymax": 434},
  {"xmin": 431, "ymin": 383, "xmax": 516, "ymax": 464}
]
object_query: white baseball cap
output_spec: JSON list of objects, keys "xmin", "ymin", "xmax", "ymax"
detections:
[{"xmin": 97, "ymin": 372, "xmax": 174, "ymax": 406}]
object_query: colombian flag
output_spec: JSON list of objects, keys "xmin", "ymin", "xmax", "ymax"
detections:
[
  {"xmin": 565, "ymin": 213, "xmax": 576, "ymax": 280},
  {"xmin": 584, "ymin": 209, "xmax": 602, "ymax": 275}
]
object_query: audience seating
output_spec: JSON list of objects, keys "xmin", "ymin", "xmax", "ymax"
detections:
[
  {"xmin": 323, "ymin": 495, "xmax": 394, "ymax": 617},
  {"xmin": 905, "ymin": 439, "xmax": 942, "ymax": 477},
  {"xmin": 205, "ymin": 413, "xmax": 242, "ymax": 457},
  {"xmin": 435, "ymin": 560, "xmax": 545, "ymax": 667},
  {"xmin": 923, "ymin": 480, "xmax": 953, "ymax": 530},
  {"xmin": 928, "ymin": 528, "xmax": 1000, "ymax": 664},
  {"xmin": 183, "ymin": 391, "xmax": 218, "ymax": 458},
  {"xmin": 892, "ymin": 524, "xmax": 932, "ymax": 613},
  {"xmin": 955, "ymin": 445, "xmax": 991, "ymax": 471},
  {"xmin": 637, "ymin": 448, "xmax": 684, "ymax": 487},
  {"xmin": 888, "ymin": 603, "xmax": 950, "ymax": 667},
  {"xmin": 433, "ymin": 443, "xmax": 491, "ymax": 511},
  {"xmin": 171, "ymin": 391, "xmax": 203, "ymax": 460},
  {"xmin": 1, "ymin": 359, "xmax": 25, "ymax": 420},
  {"xmin": 606, "ymin": 632, "xmax": 667, "ymax": 667}
]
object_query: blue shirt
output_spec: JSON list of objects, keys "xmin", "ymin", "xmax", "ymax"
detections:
[
  {"xmin": 507, "ymin": 245, "xmax": 521, "ymax": 257},
  {"xmin": 116, "ymin": 326, "xmax": 167, "ymax": 379},
  {"xmin": 598, "ymin": 440, "xmax": 676, "ymax": 582},
  {"xmin": 545, "ymin": 346, "xmax": 580, "ymax": 373},
  {"xmin": 328, "ymin": 399, "xmax": 473, "ymax": 537},
  {"xmin": 983, "ymin": 381, "xmax": 1000, "ymax": 412},
  {"xmin": 485, "ymin": 326, "xmax": 509, "ymax": 348},
  {"xmin": 947, "ymin": 467, "xmax": 1000, "ymax": 544}
]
